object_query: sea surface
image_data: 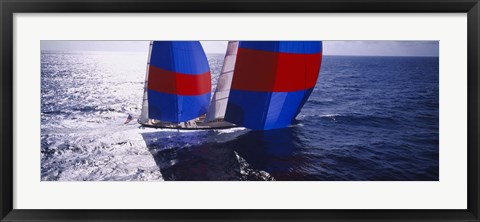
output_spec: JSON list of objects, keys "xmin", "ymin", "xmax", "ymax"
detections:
[{"xmin": 41, "ymin": 51, "xmax": 439, "ymax": 181}]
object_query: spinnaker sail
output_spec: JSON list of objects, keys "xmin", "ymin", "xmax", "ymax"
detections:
[
  {"xmin": 224, "ymin": 41, "xmax": 323, "ymax": 130},
  {"xmin": 205, "ymin": 41, "xmax": 239, "ymax": 122},
  {"xmin": 139, "ymin": 41, "xmax": 211, "ymax": 124}
]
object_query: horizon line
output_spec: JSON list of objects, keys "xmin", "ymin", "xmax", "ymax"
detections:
[{"xmin": 40, "ymin": 49, "xmax": 439, "ymax": 57}]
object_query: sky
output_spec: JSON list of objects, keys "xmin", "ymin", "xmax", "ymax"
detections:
[{"xmin": 41, "ymin": 40, "xmax": 439, "ymax": 57}]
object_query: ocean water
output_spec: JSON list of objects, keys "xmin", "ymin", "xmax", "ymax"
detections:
[{"xmin": 41, "ymin": 51, "xmax": 439, "ymax": 181}]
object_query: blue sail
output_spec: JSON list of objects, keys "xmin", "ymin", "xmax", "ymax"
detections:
[
  {"xmin": 147, "ymin": 41, "xmax": 211, "ymax": 123},
  {"xmin": 224, "ymin": 41, "xmax": 323, "ymax": 130}
]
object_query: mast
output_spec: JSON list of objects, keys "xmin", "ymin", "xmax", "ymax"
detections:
[
  {"xmin": 205, "ymin": 41, "xmax": 239, "ymax": 122},
  {"xmin": 138, "ymin": 41, "xmax": 154, "ymax": 124}
]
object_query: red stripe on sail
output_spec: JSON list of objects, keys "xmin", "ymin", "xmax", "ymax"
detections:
[
  {"xmin": 231, "ymin": 48, "xmax": 322, "ymax": 92},
  {"xmin": 148, "ymin": 66, "xmax": 211, "ymax": 96},
  {"xmin": 304, "ymin": 52, "xmax": 322, "ymax": 89}
]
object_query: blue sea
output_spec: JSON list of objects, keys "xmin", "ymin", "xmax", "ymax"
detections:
[{"xmin": 41, "ymin": 51, "xmax": 439, "ymax": 181}]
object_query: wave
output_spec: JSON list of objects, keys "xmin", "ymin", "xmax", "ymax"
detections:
[
  {"xmin": 298, "ymin": 113, "xmax": 398, "ymax": 126},
  {"xmin": 307, "ymin": 99, "xmax": 336, "ymax": 106}
]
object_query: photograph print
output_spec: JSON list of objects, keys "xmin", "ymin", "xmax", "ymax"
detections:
[{"xmin": 41, "ymin": 40, "xmax": 439, "ymax": 181}]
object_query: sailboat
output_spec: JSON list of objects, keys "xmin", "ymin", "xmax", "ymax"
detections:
[{"xmin": 138, "ymin": 41, "xmax": 323, "ymax": 131}]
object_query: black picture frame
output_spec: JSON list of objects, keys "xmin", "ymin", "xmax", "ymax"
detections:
[{"xmin": 1, "ymin": 0, "xmax": 479, "ymax": 221}]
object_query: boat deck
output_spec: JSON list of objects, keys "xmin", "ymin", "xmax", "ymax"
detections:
[{"xmin": 139, "ymin": 118, "xmax": 236, "ymax": 130}]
